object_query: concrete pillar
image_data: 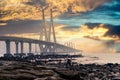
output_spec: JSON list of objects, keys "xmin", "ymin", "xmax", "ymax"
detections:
[
  {"xmin": 29, "ymin": 42, "xmax": 32, "ymax": 53},
  {"xmin": 20, "ymin": 41, "xmax": 24, "ymax": 53},
  {"xmin": 50, "ymin": 45, "xmax": 54, "ymax": 53},
  {"xmin": 39, "ymin": 44, "xmax": 43, "ymax": 53},
  {"xmin": 15, "ymin": 42, "xmax": 19, "ymax": 53},
  {"xmin": 5, "ymin": 40, "xmax": 10, "ymax": 54},
  {"xmin": 44, "ymin": 45, "xmax": 48, "ymax": 53}
]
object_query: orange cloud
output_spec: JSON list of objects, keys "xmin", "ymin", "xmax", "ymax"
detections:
[
  {"xmin": 55, "ymin": 24, "xmax": 118, "ymax": 53},
  {"xmin": 54, "ymin": 24, "xmax": 119, "ymax": 41},
  {"xmin": 0, "ymin": 0, "xmax": 109, "ymax": 21}
]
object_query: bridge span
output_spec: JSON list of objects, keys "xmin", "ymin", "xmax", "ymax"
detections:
[
  {"xmin": 0, "ymin": 9, "xmax": 81, "ymax": 58},
  {"xmin": 0, "ymin": 36, "xmax": 80, "ymax": 57}
]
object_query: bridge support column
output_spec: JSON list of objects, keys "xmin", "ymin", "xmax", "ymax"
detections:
[
  {"xmin": 50, "ymin": 45, "xmax": 54, "ymax": 53},
  {"xmin": 29, "ymin": 42, "xmax": 32, "ymax": 53},
  {"xmin": 27, "ymin": 42, "xmax": 34, "ymax": 56},
  {"xmin": 39, "ymin": 44, "xmax": 43, "ymax": 54},
  {"xmin": 4, "ymin": 40, "xmax": 12, "ymax": 57},
  {"xmin": 5, "ymin": 40, "xmax": 10, "ymax": 54},
  {"xmin": 45, "ymin": 45, "xmax": 48, "ymax": 52},
  {"xmin": 15, "ymin": 42, "xmax": 19, "ymax": 53},
  {"xmin": 14, "ymin": 41, "xmax": 20, "ymax": 57},
  {"xmin": 20, "ymin": 41, "xmax": 24, "ymax": 53},
  {"xmin": 20, "ymin": 41, "xmax": 26, "ymax": 57},
  {"xmin": 49, "ymin": 44, "xmax": 56, "ymax": 54}
]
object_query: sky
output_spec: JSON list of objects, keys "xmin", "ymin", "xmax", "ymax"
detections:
[{"xmin": 0, "ymin": 0, "xmax": 120, "ymax": 53}]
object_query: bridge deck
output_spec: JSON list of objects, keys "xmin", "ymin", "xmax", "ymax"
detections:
[{"xmin": 0, "ymin": 36, "xmax": 80, "ymax": 52}]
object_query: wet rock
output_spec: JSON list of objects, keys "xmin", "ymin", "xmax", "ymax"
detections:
[
  {"xmin": 0, "ymin": 61, "xmax": 63, "ymax": 80},
  {"xmin": 0, "ymin": 61, "xmax": 120, "ymax": 80}
]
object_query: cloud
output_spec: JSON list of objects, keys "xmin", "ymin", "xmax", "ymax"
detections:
[
  {"xmin": 1, "ymin": 22, "xmax": 119, "ymax": 53},
  {"xmin": 105, "ymin": 25, "xmax": 120, "ymax": 38},
  {"xmin": 73, "ymin": 38, "xmax": 112, "ymax": 53},
  {"xmin": 55, "ymin": 24, "xmax": 119, "ymax": 53},
  {"xmin": 54, "ymin": 24, "xmax": 118, "ymax": 53},
  {"xmin": 84, "ymin": 23, "xmax": 120, "ymax": 40},
  {"xmin": 2, "ymin": 21, "xmax": 119, "ymax": 41},
  {"xmin": 0, "ymin": 0, "xmax": 110, "ymax": 21},
  {"xmin": 55, "ymin": 23, "xmax": 120, "ymax": 41}
]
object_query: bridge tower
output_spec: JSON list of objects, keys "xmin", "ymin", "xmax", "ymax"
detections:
[
  {"xmin": 48, "ymin": 9, "xmax": 56, "ymax": 43},
  {"xmin": 39, "ymin": 8, "xmax": 56, "ymax": 54},
  {"xmin": 39, "ymin": 8, "xmax": 48, "ymax": 41},
  {"xmin": 48, "ymin": 9, "xmax": 56, "ymax": 54}
]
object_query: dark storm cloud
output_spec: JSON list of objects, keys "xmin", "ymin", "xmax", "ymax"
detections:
[
  {"xmin": 85, "ymin": 23, "xmax": 120, "ymax": 38},
  {"xmin": 105, "ymin": 25, "xmax": 120, "ymax": 38}
]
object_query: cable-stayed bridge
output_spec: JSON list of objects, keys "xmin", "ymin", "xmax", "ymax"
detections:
[{"xmin": 0, "ymin": 8, "xmax": 81, "ymax": 57}]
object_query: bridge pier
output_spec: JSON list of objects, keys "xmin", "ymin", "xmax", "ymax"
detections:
[
  {"xmin": 40, "ymin": 45, "xmax": 46, "ymax": 55},
  {"xmin": 39, "ymin": 44, "xmax": 42, "ymax": 54},
  {"xmin": 29, "ymin": 42, "xmax": 32, "ymax": 53},
  {"xmin": 14, "ymin": 41, "xmax": 20, "ymax": 57},
  {"xmin": 15, "ymin": 42, "xmax": 19, "ymax": 53},
  {"xmin": 5, "ymin": 40, "xmax": 10, "ymax": 54},
  {"xmin": 27, "ymin": 42, "xmax": 34, "ymax": 56},
  {"xmin": 4, "ymin": 40, "xmax": 13, "ymax": 57},
  {"xmin": 20, "ymin": 41, "xmax": 24, "ymax": 53},
  {"xmin": 50, "ymin": 45, "xmax": 55, "ymax": 53},
  {"xmin": 20, "ymin": 41, "xmax": 26, "ymax": 57}
]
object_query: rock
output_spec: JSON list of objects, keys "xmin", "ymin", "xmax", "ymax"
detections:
[
  {"xmin": 54, "ymin": 69, "xmax": 80, "ymax": 80},
  {"xmin": 0, "ymin": 61, "xmax": 120, "ymax": 80}
]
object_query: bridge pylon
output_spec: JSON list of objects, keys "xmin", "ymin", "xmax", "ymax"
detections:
[
  {"xmin": 48, "ymin": 9, "xmax": 56, "ymax": 43},
  {"xmin": 39, "ymin": 8, "xmax": 57, "ymax": 55},
  {"xmin": 39, "ymin": 8, "xmax": 48, "ymax": 41}
]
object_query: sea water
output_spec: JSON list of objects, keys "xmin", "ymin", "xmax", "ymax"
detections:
[{"xmin": 75, "ymin": 53, "xmax": 120, "ymax": 64}]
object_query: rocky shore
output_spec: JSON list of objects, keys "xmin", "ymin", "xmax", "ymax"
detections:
[{"xmin": 0, "ymin": 61, "xmax": 120, "ymax": 80}]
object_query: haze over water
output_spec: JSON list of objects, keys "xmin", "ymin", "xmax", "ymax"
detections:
[{"xmin": 76, "ymin": 53, "xmax": 120, "ymax": 64}]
